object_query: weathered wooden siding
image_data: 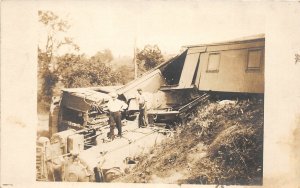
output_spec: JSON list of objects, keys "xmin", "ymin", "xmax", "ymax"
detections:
[
  {"xmin": 178, "ymin": 53, "xmax": 200, "ymax": 88},
  {"xmin": 195, "ymin": 40, "xmax": 264, "ymax": 93}
]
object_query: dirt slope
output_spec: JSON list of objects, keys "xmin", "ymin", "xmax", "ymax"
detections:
[{"xmin": 114, "ymin": 97, "xmax": 264, "ymax": 185}]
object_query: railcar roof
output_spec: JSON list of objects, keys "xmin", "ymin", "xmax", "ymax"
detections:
[
  {"xmin": 62, "ymin": 88, "xmax": 111, "ymax": 102},
  {"xmin": 183, "ymin": 34, "xmax": 265, "ymax": 49}
]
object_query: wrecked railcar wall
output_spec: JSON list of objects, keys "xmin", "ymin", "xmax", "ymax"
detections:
[
  {"xmin": 191, "ymin": 37, "xmax": 265, "ymax": 93},
  {"xmin": 49, "ymin": 88, "xmax": 112, "ymax": 136},
  {"xmin": 157, "ymin": 35, "xmax": 265, "ymax": 94},
  {"xmin": 117, "ymin": 69, "xmax": 166, "ymax": 101}
]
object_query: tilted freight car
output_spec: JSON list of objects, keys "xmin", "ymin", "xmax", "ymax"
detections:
[{"xmin": 118, "ymin": 34, "xmax": 264, "ymax": 124}]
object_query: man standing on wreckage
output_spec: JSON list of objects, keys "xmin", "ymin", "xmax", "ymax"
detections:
[
  {"xmin": 136, "ymin": 88, "xmax": 148, "ymax": 128},
  {"xmin": 106, "ymin": 92, "xmax": 128, "ymax": 140}
]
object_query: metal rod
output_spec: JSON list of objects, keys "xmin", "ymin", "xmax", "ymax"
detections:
[{"xmin": 84, "ymin": 132, "xmax": 103, "ymax": 141}]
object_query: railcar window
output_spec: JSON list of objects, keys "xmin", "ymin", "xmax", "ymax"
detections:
[
  {"xmin": 207, "ymin": 53, "xmax": 220, "ymax": 72},
  {"xmin": 247, "ymin": 49, "xmax": 262, "ymax": 70}
]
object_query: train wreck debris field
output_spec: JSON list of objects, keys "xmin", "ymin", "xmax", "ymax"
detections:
[
  {"xmin": 36, "ymin": 36, "xmax": 265, "ymax": 184},
  {"xmin": 38, "ymin": 97, "xmax": 263, "ymax": 185}
]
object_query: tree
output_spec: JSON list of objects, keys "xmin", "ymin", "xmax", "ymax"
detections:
[
  {"xmin": 38, "ymin": 10, "xmax": 79, "ymax": 104},
  {"xmin": 116, "ymin": 64, "xmax": 135, "ymax": 84},
  {"xmin": 90, "ymin": 49, "xmax": 114, "ymax": 65},
  {"xmin": 56, "ymin": 52, "xmax": 121, "ymax": 88},
  {"xmin": 136, "ymin": 45, "xmax": 165, "ymax": 72}
]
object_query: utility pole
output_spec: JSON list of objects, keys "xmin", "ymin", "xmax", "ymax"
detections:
[{"xmin": 134, "ymin": 37, "xmax": 138, "ymax": 79}]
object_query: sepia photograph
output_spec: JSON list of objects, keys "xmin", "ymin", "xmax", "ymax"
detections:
[
  {"xmin": 36, "ymin": 5, "xmax": 264, "ymax": 185},
  {"xmin": 1, "ymin": 1, "xmax": 300, "ymax": 188}
]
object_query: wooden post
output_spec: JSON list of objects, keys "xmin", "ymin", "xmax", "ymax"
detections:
[{"xmin": 134, "ymin": 38, "xmax": 138, "ymax": 79}]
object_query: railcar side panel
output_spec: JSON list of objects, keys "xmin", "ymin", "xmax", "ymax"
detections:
[{"xmin": 195, "ymin": 40, "xmax": 264, "ymax": 93}]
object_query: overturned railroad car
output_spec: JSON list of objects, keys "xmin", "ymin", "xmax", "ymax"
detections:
[
  {"xmin": 160, "ymin": 34, "xmax": 265, "ymax": 92},
  {"xmin": 117, "ymin": 34, "xmax": 265, "ymax": 124},
  {"xmin": 48, "ymin": 34, "xmax": 264, "ymax": 136}
]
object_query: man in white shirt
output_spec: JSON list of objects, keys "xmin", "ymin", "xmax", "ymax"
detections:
[
  {"xmin": 136, "ymin": 88, "xmax": 147, "ymax": 128},
  {"xmin": 106, "ymin": 92, "xmax": 128, "ymax": 140}
]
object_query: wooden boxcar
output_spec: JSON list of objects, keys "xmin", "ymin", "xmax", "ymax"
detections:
[{"xmin": 160, "ymin": 34, "xmax": 265, "ymax": 94}]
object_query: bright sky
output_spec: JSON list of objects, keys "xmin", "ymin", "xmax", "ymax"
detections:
[{"xmin": 39, "ymin": 1, "xmax": 265, "ymax": 57}]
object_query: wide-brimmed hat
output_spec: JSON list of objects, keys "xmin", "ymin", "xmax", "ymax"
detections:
[{"xmin": 110, "ymin": 92, "xmax": 118, "ymax": 98}]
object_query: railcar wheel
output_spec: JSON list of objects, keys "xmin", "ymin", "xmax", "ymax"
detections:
[{"xmin": 104, "ymin": 167, "xmax": 123, "ymax": 182}]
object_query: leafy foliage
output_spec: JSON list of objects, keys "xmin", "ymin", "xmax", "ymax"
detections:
[
  {"xmin": 136, "ymin": 45, "xmax": 165, "ymax": 72},
  {"xmin": 38, "ymin": 11, "xmax": 121, "ymax": 112},
  {"xmin": 38, "ymin": 11, "xmax": 79, "ymax": 107},
  {"xmin": 56, "ymin": 52, "xmax": 121, "ymax": 88},
  {"xmin": 91, "ymin": 49, "xmax": 114, "ymax": 65},
  {"xmin": 115, "ymin": 64, "xmax": 135, "ymax": 84}
]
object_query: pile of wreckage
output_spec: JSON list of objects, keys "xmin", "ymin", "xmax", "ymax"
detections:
[{"xmin": 37, "ymin": 35, "xmax": 264, "ymax": 182}]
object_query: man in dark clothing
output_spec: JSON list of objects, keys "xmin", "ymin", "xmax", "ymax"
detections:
[{"xmin": 136, "ymin": 88, "xmax": 147, "ymax": 128}]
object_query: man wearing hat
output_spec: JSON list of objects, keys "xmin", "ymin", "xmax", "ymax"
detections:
[
  {"xmin": 106, "ymin": 92, "xmax": 128, "ymax": 140},
  {"xmin": 136, "ymin": 88, "xmax": 147, "ymax": 128}
]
